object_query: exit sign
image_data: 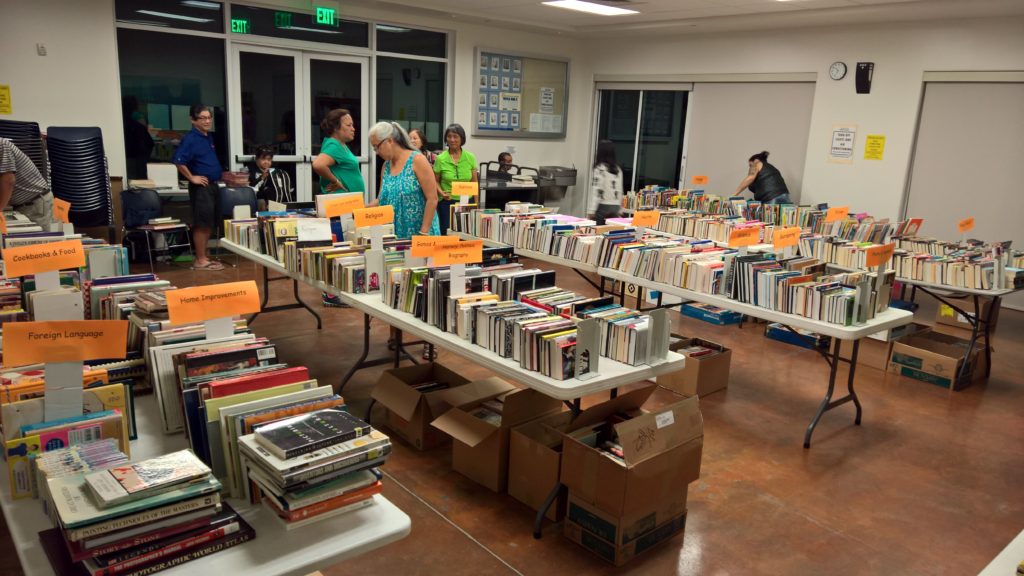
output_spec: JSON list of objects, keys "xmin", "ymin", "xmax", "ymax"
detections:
[
  {"xmin": 274, "ymin": 11, "xmax": 292, "ymax": 29},
  {"xmin": 230, "ymin": 18, "xmax": 250, "ymax": 34},
  {"xmin": 315, "ymin": 6, "xmax": 337, "ymax": 26}
]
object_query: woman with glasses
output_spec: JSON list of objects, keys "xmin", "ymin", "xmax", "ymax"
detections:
[
  {"xmin": 367, "ymin": 122, "xmax": 439, "ymax": 239},
  {"xmin": 433, "ymin": 123, "xmax": 477, "ymax": 234},
  {"xmin": 172, "ymin": 103, "xmax": 224, "ymax": 271}
]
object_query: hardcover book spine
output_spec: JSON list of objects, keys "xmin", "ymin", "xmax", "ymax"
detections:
[
  {"xmin": 96, "ymin": 522, "xmax": 240, "ymax": 576},
  {"xmin": 116, "ymin": 528, "xmax": 254, "ymax": 576},
  {"xmin": 269, "ymin": 425, "xmax": 372, "ymax": 460},
  {"xmin": 66, "ymin": 494, "xmax": 220, "ymax": 541},
  {"xmin": 284, "ymin": 445, "xmax": 391, "ymax": 485}
]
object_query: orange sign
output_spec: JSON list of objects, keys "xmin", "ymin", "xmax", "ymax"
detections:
[
  {"xmin": 632, "ymin": 211, "xmax": 661, "ymax": 227},
  {"xmin": 165, "ymin": 281, "xmax": 260, "ymax": 325},
  {"xmin": 691, "ymin": 175, "xmax": 708, "ymax": 186},
  {"xmin": 957, "ymin": 217, "xmax": 975, "ymax": 234},
  {"xmin": 728, "ymin": 227, "xmax": 761, "ymax": 248},
  {"xmin": 324, "ymin": 195, "xmax": 364, "ymax": 218},
  {"xmin": 2, "ymin": 238, "xmax": 85, "ymax": 278},
  {"xmin": 865, "ymin": 243, "xmax": 896, "ymax": 268},
  {"xmin": 52, "ymin": 198, "xmax": 71, "ymax": 224},
  {"xmin": 433, "ymin": 240, "xmax": 483, "ymax": 266},
  {"xmin": 411, "ymin": 235, "xmax": 461, "ymax": 258},
  {"xmin": 353, "ymin": 205, "xmax": 395, "ymax": 228},
  {"xmin": 773, "ymin": 226, "xmax": 802, "ymax": 249},
  {"xmin": 825, "ymin": 206, "xmax": 849, "ymax": 222},
  {"xmin": 452, "ymin": 182, "xmax": 479, "ymax": 197},
  {"xmin": 0, "ymin": 213, "xmax": 7, "ymax": 234},
  {"xmin": 3, "ymin": 320, "xmax": 128, "ymax": 367}
]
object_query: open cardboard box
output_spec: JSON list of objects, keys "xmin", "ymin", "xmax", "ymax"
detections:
[
  {"xmin": 560, "ymin": 386, "xmax": 702, "ymax": 545},
  {"xmin": 371, "ymin": 362, "xmax": 472, "ymax": 450},
  {"xmin": 659, "ymin": 336, "xmax": 731, "ymax": 397},
  {"xmin": 432, "ymin": 379, "xmax": 562, "ymax": 492},
  {"xmin": 508, "ymin": 411, "xmax": 572, "ymax": 521},
  {"xmin": 935, "ymin": 295, "xmax": 1000, "ymax": 333},
  {"xmin": 888, "ymin": 330, "xmax": 986, "ymax": 390},
  {"xmin": 564, "ymin": 491, "xmax": 687, "ymax": 566}
]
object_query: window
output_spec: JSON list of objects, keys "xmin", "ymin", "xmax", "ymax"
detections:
[
  {"xmin": 117, "ymin": 28, "xmax": 228, "ymax": 176},
  {"xmin": 229, "ymin": 5, "xmax": 369, "ymax": 48},
  {"xmin": 376, "ymin": 57, "xmax": 446, "ymax": 149},
  {"xmin": 115, "ymin": 0, "xmax": 224, "ymax": 33},
  {"xmin": 375, "ymin": 24, "xmax": 446, "ymax": 58}
]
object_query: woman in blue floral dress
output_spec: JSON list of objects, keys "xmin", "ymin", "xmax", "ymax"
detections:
[{"xmin": 368, "ymin": 121, "xmax": 440, "ymax": 238}]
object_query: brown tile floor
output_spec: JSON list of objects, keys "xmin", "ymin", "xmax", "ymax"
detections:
[{"xmin": 4, "ymin": 254, "xmax": 1022, "ymax": 575}]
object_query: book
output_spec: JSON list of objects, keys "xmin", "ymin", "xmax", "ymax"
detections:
[
  {"xmin": 101, "ymin": 514, "xmax": 253, "ymax": 576},
  {"xmin": 63, "ymin": 493, "xmax": 221, "ymax": 543},
  {"xmin": 67, "ymin": 503, "xmax": 222, "ymax": 558},
  {"xmin": 84, "ymin": 450, "xmax": 211, "ymax": 508},
  {"xmin": 254, "ymin": 409, "xmax": 372, "ymax": 460}
]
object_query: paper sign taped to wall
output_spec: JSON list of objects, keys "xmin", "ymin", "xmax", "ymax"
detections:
[
  {"xmin": 864, "ymin": 134, "xmax": 886, "ymax": 160},
  {"xmin": 957, "ymin": 217, "xmax": 975, "ymax": 234},
  {"xmin": 691, "ymin": 175, "xmax": 708, "ymax": 186},
  {"xmin": 0, "ymin": 85, "xmax": 11, "ymax": 115}
]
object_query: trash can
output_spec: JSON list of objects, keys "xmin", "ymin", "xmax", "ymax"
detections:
[{"xmin": 538, "ymin": 166, "xmax": 577, "ymax": 203}]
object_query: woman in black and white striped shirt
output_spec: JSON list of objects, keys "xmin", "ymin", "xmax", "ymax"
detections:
[
  {"xmin": 249, "ymin": 145, "xmax": 294, "ymax": 210},
  {"xmin": 0, "ymin": 137, "xmax": 54, "ymax": 227}
]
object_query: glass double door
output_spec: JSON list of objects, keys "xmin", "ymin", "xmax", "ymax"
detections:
[{"xmin": 230, "ymin": 45, "xmax": 369, "ymax": 202}]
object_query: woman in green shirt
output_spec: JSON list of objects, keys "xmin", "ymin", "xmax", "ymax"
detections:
[
  {"xmin": 313, "ymin": 108, "xmax": 365, "ymax": 195},
  {"xmin": 433, "ymin": 123, "xmax": 477, "ymax": 235}
]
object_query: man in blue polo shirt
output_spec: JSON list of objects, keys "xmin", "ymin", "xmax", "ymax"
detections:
[{"xmin": 173, "ymin": 104, "xmax": 223, "ymax": 271}]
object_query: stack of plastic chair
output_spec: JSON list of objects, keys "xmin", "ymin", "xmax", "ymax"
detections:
[
  {"xmin": 45, "ymin": 127, "xmax": 113, "ymax": 228},
  {"xmin": 0, "ymin": 119, "xmax": 49, "ymax": 183}
]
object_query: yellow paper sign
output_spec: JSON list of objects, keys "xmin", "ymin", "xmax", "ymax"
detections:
[
  {"xmin": 864, "ymin": 134, "xmax": 886, "ymax": 161},
  {"xmin": 957, "ymin": 217, "xmax": 975, "ymax": 234},
  {"xmin": 728, "ymin": 227, "xmax": 760, "ymax": 248},
  {"xmin": 166, "ymin": 281, "xmax": 260, "ymax": 325},
  {"xmin": 411, "ymin": 235, "xmax": 461, "ymax": 258},
  {"xmin": 825, "ymin": 206, "xmax": 849, "ymax": 222},
  {"xmin": 433, "ymin": 240, "xmax": 483, "ymax": 266},
  {"xmin": 353, "ymin": 205, "xmax": 395, "ymax": 228},
  {"xmin": 2, "ymin": 320, "xmax": 128, "ymax": 367},
  {"xmin": 2, "ymin": 238, "xmax": 85, "ymax": 278},
  {"xmin": 691, "ymin": 175, "xmax": 708, "ymax": 185},
  {"xmin": 324, "ymin": 195, "xmax": 364, "ymax": 218},
  {"xmin": 632, "ymin": 211, "xmax": 660, "ymax": 227},
  {"xmin": 452, "ymin": 182, "xmax": 479, "ymax": 198},
  {"xmin": 52, "ymin": 198, "xmax": 71, "ymax": 224},
  {"xmin": 0, "ymin": 85, "xmax": 11, "ymax": 115},
  {"xmin": 773, "ymin": 226, "xmax": 801, "ymax": 249},
  {"xmin": 865, "ymin": 243, "xmax": 896, "ymax": 268}
]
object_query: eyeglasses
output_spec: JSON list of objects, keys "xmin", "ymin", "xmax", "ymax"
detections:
[
  {"xmin": 372, "ymin": 139, "xmax": 389, "ymax": 152},
  {"xmin": 195, "ymin": 115, "xmax": 212, "ymax": 121}
]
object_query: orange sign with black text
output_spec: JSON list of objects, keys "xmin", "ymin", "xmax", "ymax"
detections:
[
  {"xmin": 728, "ymin": 227, "xmax": 760, "ymax": 248},
  {"xmin": 166, "ymin": 281, "xmax": 260, "ymax": 325},
  {"xmin": 3, "ymin": 320, "xmax": 128, "ymax": 367},
  {"xmin": 2, "ymin": 238, "xmax": 85, "ymax": 278},
  {"xmin": 433, "ymin": 240, "xmax": 483, "ymax": 266},
  {"xmin": 353, "ymin": 206, "xmax": 395, "ymax": 228}
]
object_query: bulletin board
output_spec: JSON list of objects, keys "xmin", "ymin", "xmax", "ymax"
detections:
[{"xmin": 473, "ymin": 48, "xmax": 569, "ymax": 139}]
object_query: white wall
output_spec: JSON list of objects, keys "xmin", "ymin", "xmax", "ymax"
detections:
[
  {"xmin": 589, "ymin": 17, "xmax": 1024, "ymax": 220},
  {"xmin": 0, "ymin": 0, "xmax": 125, "ymax": 179}
]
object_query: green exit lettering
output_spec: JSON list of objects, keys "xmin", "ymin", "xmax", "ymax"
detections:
[
  {"xmin": 274, "ymin": 11, "xmax": 292, "ymax": 29},
  {"xmin": 230, "ymin": 18, "xmax": 250, "ymax": 34},
  {"xmin": 315, "ymin": 6, "xmax": 336, "ymax": 26}
]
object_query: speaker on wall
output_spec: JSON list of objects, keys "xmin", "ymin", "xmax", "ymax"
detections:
[{"xmin": 856, "ymin": 62, "xmax": 874, "ymax": 94}]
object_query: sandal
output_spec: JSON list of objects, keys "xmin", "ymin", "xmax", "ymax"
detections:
[{"xmin": 192, "ymin": 260, "xmax": 225, "ymax": 271}]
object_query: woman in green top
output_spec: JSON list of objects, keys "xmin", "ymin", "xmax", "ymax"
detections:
[
  {"xmin": 313, "ymin": 108, "xmax": 365, "ymax": 194},
  {"xmin": 433, "ymin": 123, "xmax": 477, "ymax": 235}
]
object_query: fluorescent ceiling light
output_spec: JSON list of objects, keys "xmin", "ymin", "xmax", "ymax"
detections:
[
  {"xmin": 541, "ymin": 0, "xmax": 638, "ymax": 16},
  {"xmin": 377, "ymin": 24, "xmax": 411, "ymax": 32},
  {"xmin": 180, "ymin": 1, "xmax": 221, "ymax": 9},
  {"xmin": 136, "ymin": 10, "xmax": 213, "ymax": 23},
  {"xmin": 283, "ymin": 25, "xmax": 341, "ymax": 34}
]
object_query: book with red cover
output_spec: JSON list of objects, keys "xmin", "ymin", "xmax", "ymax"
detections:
[
  {"xmin": 201, "ymin": 366, "xmax": 310, "ymax": 399},
  {"xmin": 65, "ymin": 506, "xmax": 221, "ymax": 561},
  {"xmin": 183, "ymin": 341, "xmax": 277, "ymax": 379},
  {"xmin": 262, "ymin": 480, "xmax": 382, "ymax": 523}
]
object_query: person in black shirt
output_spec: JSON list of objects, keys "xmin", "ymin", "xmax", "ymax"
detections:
[
  {"xmin": 249, "ymin": 145, "xmax": 294, "ymax": 210},
  {"xmin": 734, "ymin": 150, "xmax": 792, "ymax": 204}
]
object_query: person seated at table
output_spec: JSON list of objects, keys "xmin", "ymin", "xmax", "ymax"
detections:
[
  {"xmin": 498, "ymin": 152, "xmax": 513, "ymax": 173},
  {"xmin": 248, "ymin": 145, "xmax": 294, "ymax": 210},
  {"xmin": 0, "ymin": 137, "xmax": 54, "ymax": 228}
]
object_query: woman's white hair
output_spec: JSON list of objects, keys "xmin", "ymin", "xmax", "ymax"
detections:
[{"xmin": 368, "ymin": 121, "xmax": 413, "ymax": 151}]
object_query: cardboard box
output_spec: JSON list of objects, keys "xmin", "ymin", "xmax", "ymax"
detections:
[
  {"xmin": 508, "ymin": 411, "xmax": 572, "ymax": 521},
  {"xmin": 370, "ymin": 362, "xmax": 472, "ymax": 450},
  {"xmin": 681, "ymin": 302, "xmax": 742, "ymax": 325},
  {"xmin": 888, "ymin": 331, "xmax": 986, "ymax": 390},
  {"xmin": 560, "ymin": 386, "xmax": 702, "ymax": 528},
  {"xmin": 935, "ymin": 296, "xmax": 1000, "ymax": 333},
  {"xmin": 658, "ymin": 336, "xmax": 731, "ymax": 397},
  {"xmin": 564, "ymin": 491, "xmax": 687, "ymax": 566},
  {"xmin": 861, "ymin": 323, "xmax": 931, "ymax": 371},
  {"xmin": 432, "ymin": 380, "xmax": 562, "ymax": 492}
]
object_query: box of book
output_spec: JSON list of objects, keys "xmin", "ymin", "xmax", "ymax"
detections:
[
  {"xmin": 659, "ymin": 335, "xmax": 731, "ymax": 397},
  {"xmin": 934, "ymin": 295, "xmax": 1000, "ymax": 333},
  {"xmin": 888, "ymin": 331, "xmax": 986, "ymax": 390},
  {"xmin": 861, "ymin": 323, "xmax": 931, "ymax": 371},
  {"xmin": 681, "ymin": 303, "xmax": 742, "ymax": 326},
  {"xmin": 765, "ymin": 323, "xmax": 831, "ymax": 350},
  {"xmin": 371, "ymin": 362, "xmax": 471, "ymax": 450},
  {"xmin": 432, "ymin": 378, "xmax": 561, "ymax": 492},
  {"xmin": 563, "ymin": 491, "xmax": 687, "ymax": 566},
  {"xmin": 560, "ymin": 386, "xmax": 701, "ymax": 534},
  {"xmin": 508, "ymin": 411, "xmax": 572, "ymax": 522}
]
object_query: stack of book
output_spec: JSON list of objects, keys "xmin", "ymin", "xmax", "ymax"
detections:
[
  {"xmin": 40, "ymin": 450, "xmax": 251, "ymax": 576},
  {"xmin": 139, "ymin": 217, "xmax": 184, "ymax": 230},
  {"xmin": 239, "ymin": 409, "xmax": 391, "ymax": 529}
]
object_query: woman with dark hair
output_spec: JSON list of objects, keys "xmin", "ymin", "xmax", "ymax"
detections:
[
  {"xmin": 312, "ymin": 109, "xmax": 365, "ymax": 195},
  {"xmin": 407, "ymin": 128, "xmax": 435, "ymax": 166},
  {"xmin": 249, "ymin": 145, "xmax": 294, "ymax": 210},
  {"xmin": 367, "ymin": 121, "xmax": 439, "ymax": 239},
  {"xmin": 734, "ymin": 150, "xmax": 791, "ymax": 204},
  {"xmin": 589, "ymin": 140, "xmax": 624, "ymax": 225},
  {"xmin": 433, "ymin": 123, "xmax": 477, "ymax": 234}
]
